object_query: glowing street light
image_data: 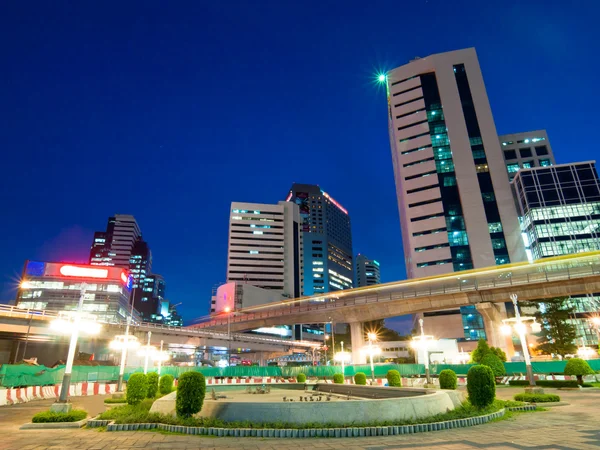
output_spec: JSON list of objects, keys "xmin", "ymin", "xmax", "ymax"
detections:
[
  {"xmin": 501, "ymin": 294, "xmax": 541, "ymax": 387},
  {"xmin": 110, "ymin": 331, "xmax": 140, "ymax": 391},
  {"xmin": 137, "ymin": 331, "xmax": 156, "ymax": 374},
  {"xmin": 411, "ymin": 318, "xmax": 434, "ymax": 384},
  {"xmin": 366, "ymin": 332, "xmax": 379, "ymax": 383},
  {"xmin": 155, "ymin": 340, "xmax": 169, "ymax": 375},
  {"xmin": 51, "ymin": 283, "xmax": 101, "ymax": 407},
  {"xmin": 377, "ymin": 73, "xmax": 387, "ymax": 83},
  {"xmin": 334, "ymin": 341, "xmax": 351, "ymax": 380},
  {"xmin": 224, "ymin": 306, "xmax": 232, "ymax": 366}
]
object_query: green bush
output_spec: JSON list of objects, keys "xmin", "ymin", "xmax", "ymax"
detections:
[
  {"xmin": 354, "ymin": 372, "xmax": 367, "ymax": 385},
  {"xmin": 146, "ymin": 372, "xmax": 159, "ymax": 398},
  {"xmin": 333, "ymin": 373, "xmax": 344, "ymax": 384},
  {"xmin": 564, "ymin": 358, "xmax": 594, "ymax": 385},
  {"xmin": 127, "ymin": 373, "xmax": 148, "ymax": 405},
  {"xmin": 470, "ymin": 339, "xmax": 491, "ymax": 363},
  {"xmin": 439, "ymin": 369, "xmax": 458, "ymax": 390},
  {"xmin": 296, "ymin": 373, "xmax": 307, "ymax": 383},
  {"xmin": 176, "ymin": 371, "xmax": 206, "ymax": 418},
  {"xmin": 480, "ymin": 353, "xmax": 506, "ymax": 377},
  {"xmin": 467, "ymin": 365, "xmax": 496, "ymax": 408},
  {"xmin": 104, "ymin": 397, "xmax": 127, "ymax": 404},
  {"xmin": 159, "ymin": 374, "xmax": 174, "ymax": 395},
  {"xmin": 508, "ymin": 379, "xmax": 590, "ymax": 388},
  {"xmin": 514, "ymin": 393, "xmax": 561, "ymax": 403},
  {"xmin": 490, "ymin": 346, "xmax": 507, "ymax": 362},
  {"xmin": 386, "ymin": 370, "xmax": 402, "ymax": 387},
  {"xmin": 32, "ymin": 409, "xmax": 87, "ymax": 423}
]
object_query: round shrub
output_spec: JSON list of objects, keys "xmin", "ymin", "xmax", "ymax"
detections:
[
  {"xmin": 333, "ymin": 373, "xmax": 344, "ymax": 384},
  {"xmin": 176, "ymin": 371, "xmax": 206, "ymax": 418},
  {"xmin": 126, "ymin": 373, "xmax": 148, "ymax": 405},
  {"xmin": 480, "ymin": 353, "xmax": 506, "ymax": 377},
  {"xmin": 296, "ymin": 373, "xmax": 307, "ymax": 383},
  {"xmin": 354, "ymin": 372, "xmax": 367, "ymax": 386},
  {"xmin": 159, "ymin": 374, "xmax": 174, "ymax": 394},
  {"xmin": 386, "ymin": 369, "xmax": 402, "ymax": 387},
  {"xmin": 564, "ymin": 358, "xmax": 594, "ymax": 385},
  {"xmin": 439, "ymin": 369, "xmax": 457, "ymax": 390},
  {"xmin": 146, "ymin": 372, "xmax": 159, "ymax": 398},
  {"xmin": 467, "ymin": 365, "xmax": 496, "ymax": 408}
]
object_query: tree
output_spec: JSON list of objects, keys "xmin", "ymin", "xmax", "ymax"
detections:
[
  {"xmin": 470, "ymin": 339, "xmax": 491, "ymax": 363},
  {"xmin": 564, "ymin": 358, "xmax": 594, "ymax": 385},
  {"xmin": 480, "ymin": 353, "xmax": 506, "ymax": 377},
  {"xmin": 533, "ymin": 298, "xmax": 578, "ymax": 358},
  {"xmin": 490, "ymin": 347, "xmax": 507, "ymax": 362}
]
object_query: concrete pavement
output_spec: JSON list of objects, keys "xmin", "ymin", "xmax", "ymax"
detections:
[{"xmin": 0, "ymin": 387, "xmax": 598, "ymax": 449}]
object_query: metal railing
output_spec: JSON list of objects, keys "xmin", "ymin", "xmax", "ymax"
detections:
[{"xmin": 195, "ymin": 251, "xmax": 600, "ymax": 329}]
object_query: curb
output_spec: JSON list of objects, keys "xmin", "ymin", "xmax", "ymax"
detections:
[
  {"xmin": 506, "ymin": 405, "xmax": 537, "ymax": 412},
  {"xmin": 103, "ymin": 409, "xmax": 507, "ymax": 437},
  {"xmin": 20, "ymin": 417, "xmax": 89, "ymax": 430}
]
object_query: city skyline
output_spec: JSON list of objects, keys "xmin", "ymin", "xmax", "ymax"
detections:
[{"xmin": 2, "ymin": 2, "xmax": 599, "ymax": 332}]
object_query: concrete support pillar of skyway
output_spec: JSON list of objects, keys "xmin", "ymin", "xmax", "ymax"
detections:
[
  {"xmin": 349, "ymin": 321, "xmax": 366, "ymax": 364},
  {"xmin": 475, "ymin": 302, "xmax": 514, "ymax": 357}
]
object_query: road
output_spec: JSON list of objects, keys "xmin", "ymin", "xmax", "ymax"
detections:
[{"xmin": 1, "ymin": 387, "xmax": 598, "ymax": 449}]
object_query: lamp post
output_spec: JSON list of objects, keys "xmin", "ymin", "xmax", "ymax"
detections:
[
  {"xmin": 328, "ymin": 317, "xmax": 335, "ymax": 365},
  {"xmin": 501, "ymin": 294, "xmax": 541, "ymax": 387},
  {"xmin": 367, "ymin": 332, "xmax": 377, "ymax": 383},
  {"xmin": 224, "ymin": 306, "xmax": 232, "ymax": 366},
  {"xmin": 411, "ymin": 318, "xmax": 434, "ymax": 384},
  {"xmin": 157, "ymin": 340, "xmax": 164, "ymax": 375},
  {"xmin": 137, "ymin": 332, "xmax": 156, "ymax": 374},
  {"xmin": 340, "ymin": 341, "xmax": 345, "ymax": 376},
  {"xmin": 51, "ymin": 283, "xmax": 101, "ymax": 409},
  {"xmin": 111, "ymin": 325, "xmax": 140, "ymax": 392},
  {"xmin": 334, "ymin": 341, "xmax": 351, "ymax": 381}
]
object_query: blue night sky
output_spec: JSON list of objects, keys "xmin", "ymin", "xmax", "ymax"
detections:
[{"xmin": 1, "ymin": 1, "xmax": 599, "ymax": 332}]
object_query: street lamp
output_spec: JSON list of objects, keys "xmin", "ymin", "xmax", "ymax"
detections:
[
  {"xmin": 411, "ymin": 318, "xmax": 434, "ymax": 384},
  {"xmin": 334, "ymin": 341, "xmax": 351, "ymax": 380},
  {"xmin": 51, "ymin": 283, "xmax": 101, "ymax": 409},
  {"xmin": 137, "ymin": 331, "xmax": 156, "ymax": 374},
  {"xmin": 224, "ymin": 306, "xmax": 232, "ymax": 366},
  {"xmin": 110, "ymin": 332, "xmax": 140, "ymax": 392},
  {"xmin": 155, "ymin": 340, "xmax": 170, "ymax": 376},
  {"xmin": 501, "ymin": 294, "xmax": 541, "ymax": 387},
  {"xmin": 367, "ymin": 332, "xmax": 379, "ymax": 383}
]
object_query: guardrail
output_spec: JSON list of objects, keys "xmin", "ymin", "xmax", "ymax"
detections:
[
  {"xmin": 0, "ymin": 305, "xmax": 318, "ymax": 348},
  {"xmin": 195, "ymin": 251, "xmax": 600, "ymax": 329}
]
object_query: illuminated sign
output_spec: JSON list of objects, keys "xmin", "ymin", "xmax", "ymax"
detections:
[
  {"xmin": 59, "ymin": 265, "xmax": 109, "ymax": 279},
  {"xmin": 321, "ymin": 190, "xmax": 348, "ymax": 215},
  {"xmin": 285, "ymin": 191, "xmax": 293, "ymax": 202}
]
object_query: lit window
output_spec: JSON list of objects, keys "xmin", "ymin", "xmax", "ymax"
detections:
[
  {"xmin": 506, "ymin": 163, "xmax": 520, "ymax": 173},
  {"xmin": 249, "ymin": 250, "xmax": 259, "ymax": 254},
  {"xmin": 539, "ymin": 159, "xmax": 552, "ymax": 167}
]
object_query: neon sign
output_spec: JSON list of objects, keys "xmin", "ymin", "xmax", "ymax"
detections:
[
  {"xmin": 321, "ymin": 190, "xmax": 348, "ymax": 215},
  {"xmin": 59, "ymin": 265, "xmax": 109, "ymax": 278}
]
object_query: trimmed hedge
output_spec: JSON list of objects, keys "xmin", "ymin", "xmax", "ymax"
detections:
[
  {"xmin": 514, "ymin": 393, "xmax": 561, "ymax": 403},
  {"xmin": 508, "ymin": 379, "xmax": 590, "ymax": 388},
  {"xmin": 176, "ymin": 371, "xmax": 206, "ymax": 418},
  {"xmin": 159, "ymin": 374, "xmax": 174, "ymax": 395},
  {"xmin": 332, "ymin": 373, "xmax": 344, "ymax": 384},
  {"xmin": 104, "ymin": 398, "xmax": 127, "ymax": 404},
  {"xmin": 439, "ymin": 369, "xmax": 458, "ymax": 390},
  {"xmin": 32, "ymin": 409, "xmax": 87, "ymax": 423},
  {"xmin": 147, "ymin": 372, "xmax": 159, "ymax": 398},
  {"xmin": 480, "ymin": 353, "xmax": 506, "ymax": 377},
  {"xmin": 127, "ymin": 373, "xmax": 148, "ymax": 405},
  {"xmin": 564, "ymin": 358, "xmax": 594, "ymax": 385},
  {"xmin": 296, "ymin": 373, "xmax": 307, "ymax": 383},
  {"xmin": 386, "ymin": 370, "xmax": 402, "ymax": 387},
  {"xmin": 467, "ymin": 365, "xmax": 496, "ymax": 408},
  {"xmin": 354, "ymin": 372, "xmax": 367, "ymax": 385}
]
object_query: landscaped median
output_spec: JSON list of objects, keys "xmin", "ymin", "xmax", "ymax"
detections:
[{"xmin": 21, "ymin": 409, "xmax": 89, "ymax": 429}]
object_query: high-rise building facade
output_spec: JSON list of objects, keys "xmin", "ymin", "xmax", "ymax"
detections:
[
  {"xmin": 499, "ymin": 130, "xmax": 556, "ymax": 181},
  {"xmin": 138, "ymin": 274, "xmax": 165, "ymax": 322},
  {"xmin": 90, "ymin": 215, "xmax": 142, "ymax": 267},
  {"xmin": 386, "ymin": 48, "xmax": 526, "ymax": 280},
  {"xmin": 226, "ymin": 201, "xmax": 303, "ymax": 298},
  {"xmin": 285, "ymin": 184, "xmax": 353, "ymax": 295},
  {"xmin": 512, "ymin": 161, "xmax": 600, "ymax": 345},
  {"xmin": 355, "ymin": 254, "xmax": 381, "ymax": 287},
  {"xmin": 386, "ymin": 48, "xmax": 527, "ymax": 346}
]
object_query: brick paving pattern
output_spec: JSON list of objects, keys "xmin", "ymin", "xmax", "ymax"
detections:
[{"xmin": 0, "ymin": 387, "xmax": 598, "ymax": 449}]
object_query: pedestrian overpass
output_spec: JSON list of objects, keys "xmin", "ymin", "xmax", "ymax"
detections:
[{"xmin": 190, "ymin": 251, "xmax": 600, "ymax": 362}]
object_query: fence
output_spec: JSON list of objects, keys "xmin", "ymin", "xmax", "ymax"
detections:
[{"xmin": 2, "ymin": 360, "xmax": 600, "ymax": 387}]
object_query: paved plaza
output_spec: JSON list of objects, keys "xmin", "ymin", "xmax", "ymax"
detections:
[{"xmin": 1, "ymin": 387, "xmax": 598, "ymax": 449}]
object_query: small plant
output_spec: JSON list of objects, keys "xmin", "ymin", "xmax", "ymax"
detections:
[
  {"xmin": 514, "ymin": 393, "xmax": 561, "ymax": 403},
  {"xmin": 296, "ymin": 373, "xmax": 307, "ymax": 383},
  {"xmin": 146, "ymin": 372, "xmax": 159, "ymax": 398},
  {"xmin": 480, "ymin": 353, "xmax": 506, "ymax": 377},
  {"xmin": 386, "ymin": 370, "xmax": 402, "ymax": 387},
  {"xmin": 159, "ymin": 374, "xmax": 175, "ymax": 395},
  {"xmin": 127, "ymin": 373, "xmax": 148, "ymax": 405},
  {"xmin": 439, "ymin": 369, "xmax": 458, "ymax": 390},
  {"xmin": 176, "ymin": 371, "xmax": 206, "ymax": 418},
  {"xmin": 104, "ymin": 397, "xmax": 127, "ymax": 404},
  {"xmin": 354, "ymin": 372, "xmax": 367, "ymax": 386},
  {"xmin": 333, "ymin": 373, "xmax": 344, "ymax": 384},
  {"xmin": 467, "ymin": 365, "xmax": 496, "ymax": 408},
  {"xmin": 32, "ymin": 409, "xmax": 87, "ymax": 423},
  {"xmin": 564, "ymin": 358, "xmax": 594, "ymax": 385}
]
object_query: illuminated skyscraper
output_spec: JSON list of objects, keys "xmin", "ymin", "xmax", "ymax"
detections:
[{"xmin": 355, "ymin": 254, "xmax": 381, "ymax": 287}]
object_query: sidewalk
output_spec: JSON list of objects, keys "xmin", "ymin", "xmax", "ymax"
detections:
[{"xmin": 1, "ymin": 388, "xmax": 598, "ymax": 449}]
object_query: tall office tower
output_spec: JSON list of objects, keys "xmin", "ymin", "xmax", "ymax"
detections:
[
  {"xmin": 226, "ymin": 201, "xmax": 303, "ymax": 298},
  {"xmin": 90, "ymin": 215, "xmax": 142, "ymax": 267},
  {"xmin": 512, "ymin": 161, "xmax": 600, "ymax": 345},
  {"xmin": 386, "ymin": 48, "xmax": 527, "ymax": 346},
  {"xmin": 129, "ymin": 238, "xmax": 152, "ymax": 307},
  {"xmin": 137, "ymin": 273, "xmax": 165, "ymax": 322},
  {"xmin": 355, "ymin": 254, "xmax": 381, "ymax": 287},
  {"xmin": 499, "ymin": 130, "xmax": 556, "ymax": 180},
  {"xmin": 285, "ymin": 184, "xmax": 353, "ymax": 295}
]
